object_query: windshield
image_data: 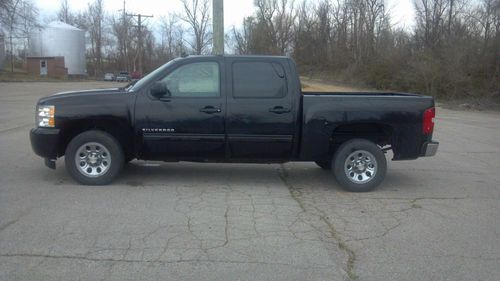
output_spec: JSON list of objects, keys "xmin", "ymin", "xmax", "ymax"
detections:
[{"xmin": 127, "ymin": 59, "xmax": 179, "ymax": 92}]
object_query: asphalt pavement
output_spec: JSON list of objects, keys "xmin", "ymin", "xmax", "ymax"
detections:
[{"xmin": 0, "ymin": 82, "xmax": 499, "ymax": 281}]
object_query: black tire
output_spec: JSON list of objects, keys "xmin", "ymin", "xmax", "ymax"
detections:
[
  {"xmin": 65, "ymin": 130, "xmax": 124, "ymax": 185},
  {"xmin": 332, "ymin": 139, "xmax": 387, "ymax": 192},
  {"xmin": 315, "ymin": 160, "xmax": 332, "ymax": 170}
]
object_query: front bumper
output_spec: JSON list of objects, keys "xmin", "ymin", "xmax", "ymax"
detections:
[
  {"xmin": 421, "ymin": 141, "xmax": 439, "ymax": 157},
  {"xmin": 30, "ymin": 128, "xmax": 60, "ymax": 159}
]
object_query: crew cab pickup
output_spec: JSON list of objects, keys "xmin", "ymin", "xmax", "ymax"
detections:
[{"xmin": 30, "ymin": 55, "xmax": 438, "ymax": 192}]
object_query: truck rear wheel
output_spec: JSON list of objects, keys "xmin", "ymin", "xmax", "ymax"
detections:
[
  {"xmin": 332, "ymin": 139, "xmax": 386, "ymax": 192},
  {"xmin": 65, "ymin": 130, "xmax": 124, "ymax": 185}
]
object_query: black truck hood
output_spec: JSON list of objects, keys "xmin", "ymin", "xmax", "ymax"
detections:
[{"xmin": 38, "ymin": 88, "xmax": 126, "ymax": 104}]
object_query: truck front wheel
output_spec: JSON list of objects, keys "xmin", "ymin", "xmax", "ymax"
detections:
[
  {"xmin": 65, "ymin": 130, "xmax": 124, "ymax": 185},
  {"xmin": 332, "ymin": 139, "xmax": 387, "ymax": 192}
]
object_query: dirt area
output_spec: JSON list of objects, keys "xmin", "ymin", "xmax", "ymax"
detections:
[{"xmin": 301, "ymin": 77, "xmax": 369, "ymax": 92}]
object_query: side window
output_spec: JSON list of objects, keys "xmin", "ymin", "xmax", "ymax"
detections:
[
  {"xmin": 160, "ymin": 62, "xmax": 220, "ymax": 98},
  {"xmin": 232, "ymin": 62, "xmax": 287, "ymax": 98}
]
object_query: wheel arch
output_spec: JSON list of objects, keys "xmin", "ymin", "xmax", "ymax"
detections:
[
  {"xmin": 57, "ymin": 118, "xmax": 134, "ymax": 160},
  {"xmin": 332, "ymin": 122, "xmax": 394, "ymax": 146},
  {"xmin": 321, "ymin": 122, "xmax": 394, "ymax": 161}
]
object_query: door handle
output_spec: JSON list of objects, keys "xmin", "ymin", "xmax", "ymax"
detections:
[
  {"xmin": 200, "ymin": 106, "xmax": 221, "ymax": 114},
  {"xmin": 269, "ymin": 106, "xmax": 291, "ymax": 114}
]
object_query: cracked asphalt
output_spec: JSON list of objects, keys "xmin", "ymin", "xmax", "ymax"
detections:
[{"xmin": 1, "ymin": 82, "xmax": 499, "ymax": 281}]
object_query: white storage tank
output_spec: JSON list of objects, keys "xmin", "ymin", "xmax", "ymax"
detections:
[{"xmin": 29, "ymin": 21, "xmax": 85, "ymax": 75}]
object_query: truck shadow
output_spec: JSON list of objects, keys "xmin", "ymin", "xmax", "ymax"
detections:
[
  {"xmin": 115, "ymin": 161, "xmax": 418, "ymax": 193},
  {"xmin": 118, "ymin": 161, "xmax": 345, "ymax": 191}
]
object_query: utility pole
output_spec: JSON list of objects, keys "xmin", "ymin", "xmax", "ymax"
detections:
[
  {"xmin": 121, "ymin": 0, "xmax": 128, "ymax": 72},
  {"xmin": 127, "ymin": 13, "xmax": 153, "ymax": 74},
  {"xmin": 212, "ymin": 0, "xmax": 224, "ymax": 55}
]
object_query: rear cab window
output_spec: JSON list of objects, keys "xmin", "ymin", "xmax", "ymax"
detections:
[{"xmin": 232, "ymin": 61, "xmax": 287, "ymax": 98}]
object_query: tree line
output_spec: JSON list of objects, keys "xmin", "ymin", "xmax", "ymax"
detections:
[
  {"xmin": 1, "ymin": 0, "xmax": 499, "ymax": 100},
  {"xmin": 232, "ymin": 0, "xmax": 499, "ymax": 100}
]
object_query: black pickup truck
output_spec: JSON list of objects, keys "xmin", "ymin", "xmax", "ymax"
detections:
[{"xmin": 30, "ymin": 55, "xmax": 438, "ymax": 192}]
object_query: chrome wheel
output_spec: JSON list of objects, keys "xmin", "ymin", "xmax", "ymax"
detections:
[
  {"xmin": 344, "ymin": 150, "xmax": 377, "ymax": 184},
  {"xmin": 74, "ymin": 142, "xmax": 111, "ymax": 178}
]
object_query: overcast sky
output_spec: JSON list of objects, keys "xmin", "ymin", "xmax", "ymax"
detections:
[{"xmin": 35, "ymin": 0, "xmax": 416, "ymax": 31}]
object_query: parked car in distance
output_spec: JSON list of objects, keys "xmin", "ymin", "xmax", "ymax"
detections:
[
  {"xmin": 30, "ymin": 55, "xmax": 438, "ymax": 192},
  {"xmin": 103, "ymin": 73, "xmax": 115, "ymax": 81},
  {"xmin": 116, "ymin": 71, "xmax": 130, "ymax": 82},
  {"xmin": 131, "ymin": 71, "xmax": 142, "ymax": 81}
]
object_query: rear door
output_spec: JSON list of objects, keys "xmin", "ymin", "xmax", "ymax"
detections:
[{"xmin": 225, "ymin": 58, "xmax": 295, "ymax": 160}]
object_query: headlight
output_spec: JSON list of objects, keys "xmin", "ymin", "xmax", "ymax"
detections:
[{"xmin": 37, "ymin": 105, "xmax": 55, "ymax": 127}]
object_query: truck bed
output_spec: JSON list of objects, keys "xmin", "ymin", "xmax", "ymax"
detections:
[{"xmin": 299, "ymin": 92, "xmax": 435, "ymax": 161}]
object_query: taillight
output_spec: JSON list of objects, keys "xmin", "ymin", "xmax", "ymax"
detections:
[{"xmin": 422, "ymin": 107, "xmax": 435, "ymax": 135}]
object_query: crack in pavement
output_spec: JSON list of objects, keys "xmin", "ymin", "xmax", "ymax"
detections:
[
  {"xmin": 0, "ymin": 253, "xmax": 334, "ymax": 269},
  {"xmin": 0, "ymin": 123, "xmax": 32, "ymax": 134},
  {"xmin": 0, "ymin": 207, "xmax": 34, "ymax": 233},
  {"xmin": 277, "ymin": 164, "xmax": 357, "ymax": 280},
  {"xmin": 0, "ymin": 218, "xmax": 21, "ymax": 233},
  {"xmin": 344, "ymin": 220, "xmax": 402, "ymax": 243}
]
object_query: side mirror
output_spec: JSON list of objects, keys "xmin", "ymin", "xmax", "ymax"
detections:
[{"xmin": 150, "ymin": 82, "xmax": 169, "ymax": 99}]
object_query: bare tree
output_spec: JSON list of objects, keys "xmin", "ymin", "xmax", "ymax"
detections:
[
  {"xmin": 274, "ymin": 0, "xmax": 297, "ymax": 54},
  {"xmin": 414, "ymin": 0, "xmax": 450, "ymax": 49},
  {"xmin": 111, "ymin": 14, "xmax": 133, "ymax": 72},
  {"xmin": 254, "ymin": 0, "xmax": 279, "ymax": 54},
  {"xmin": 57, "ymin": 0, "xmax": 71, "ymax": 23},
  {"xmin": 87, "ymin": 0, "xmax": 105, "ymax": 77},
  {"xmin": 474, "ymin": 0, "xmax": 500, "ymax": 79},
  {"xmin": 251, "ymin": 0, "xmax": 297, "ymax": 55},
  {"xmin": 231, "ymin": 17, "xmax": 253, "ymax": 54},
  {"xmin": 180, "ymin": 0, "xmax": 211, "ymax": 55},
  {"xmin": 0, "ymin": 1, "xmax": 9, "ymax": 22},
  {"xmin": 364, "ymin": 0, "xmax": 385, "ymax": 57},
  {"xmin": 158, "ymin": 14, "xmax": 185, "ymax": 60},
  {"xmin": 2, "ymin": 0, "xmax": 21, "ymax": 72},
  {"xmin": 56, "ymin": 0, "xmax": 83, "ymax": 26},
  {"xmin": 17, "ymin": 0, "xmax": 38, "ymax": 60},
  {"xmin": 293, "ymin": 1, "xmax": 318, "ymax": 66},
  {"xmin": 0, "ymin": 0, "xmax": 39, "ymax": 71}
]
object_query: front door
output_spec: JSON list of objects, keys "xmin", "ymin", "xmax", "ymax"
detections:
[
  {"xmin": 137, "ymin": 59, "xmax": 226, "ymax": 160},
  {"xmin": 225, "ymin": 59, "xmax": 296, "ymax": 160},
  {"xmin": 40, "ymin": 60, "xmax": 47, "ymax": 76}
]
